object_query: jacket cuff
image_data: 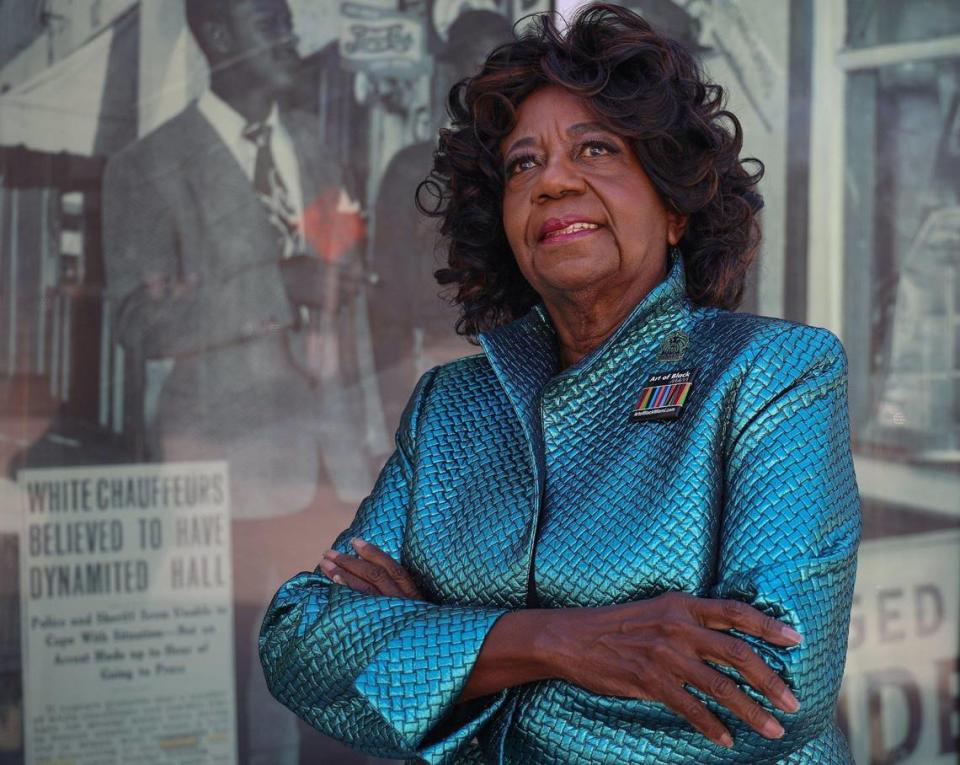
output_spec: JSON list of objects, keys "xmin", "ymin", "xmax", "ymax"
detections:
[{"xmin": 353, "ymin": 606, "xmax": 509, "ymax": 760}]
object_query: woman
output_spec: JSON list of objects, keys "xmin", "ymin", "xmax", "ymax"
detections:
[{"xmin": 259, "ymin": 5, "xmax": 860, "ymax": 763}]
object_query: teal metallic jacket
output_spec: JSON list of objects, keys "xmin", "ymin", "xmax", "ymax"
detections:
[{"xmin": 260, "ymin": 252, "xmax": 861, "ymax": 764}]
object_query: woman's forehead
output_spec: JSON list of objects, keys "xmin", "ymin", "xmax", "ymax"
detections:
[{"xmin": 499, "ymin": 86, "xmax": 616, "ymax": 152}]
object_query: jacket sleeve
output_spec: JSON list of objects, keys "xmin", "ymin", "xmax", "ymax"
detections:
[
  {"xmin": 259, "ymin": 367, "xmax": 511, "ymax": 763},
  {"xmin": 102, "ymin": 149, "xmax": 295, "ymax": 360},
  {"xmin": 710, "ymin": 325, "xmax": 861, "ymax": 762}
]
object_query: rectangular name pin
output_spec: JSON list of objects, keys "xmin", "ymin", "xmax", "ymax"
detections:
[{"xmin": 630, "ymin": 369, "xmax": 695, "ymax": 423}]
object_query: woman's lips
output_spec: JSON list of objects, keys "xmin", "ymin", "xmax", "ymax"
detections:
[{"xmin": 539, "ymin": 222, "xmax": 602, "ymax": 243}]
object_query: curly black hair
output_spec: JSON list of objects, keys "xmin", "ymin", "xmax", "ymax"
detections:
[{"xmin": 417, "ymin": 2, "xmax": 764, "ymax": 338}]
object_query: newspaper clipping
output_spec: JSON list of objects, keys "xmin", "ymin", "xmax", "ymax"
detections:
[{"xmin": 19, "ymin": 462, "xmax": 235, "ymax": 765}]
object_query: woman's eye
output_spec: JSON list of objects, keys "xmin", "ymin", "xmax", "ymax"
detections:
[
  {"xmin": 581, "ymin": 140, "xmax": 617, "ymax": 158},
  {"xmin": 506, "ymin": 154, "xmax": 538, "ymax": 176}
]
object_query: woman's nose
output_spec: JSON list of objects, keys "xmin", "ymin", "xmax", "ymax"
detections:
[{"xmin": 534, "ymin": 155, "xmax": 586, "ymax": 202}]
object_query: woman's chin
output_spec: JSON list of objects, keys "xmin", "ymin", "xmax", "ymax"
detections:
[{"xmin": 533, "ymin": 266, "xmax": 620, "ymax": 299}]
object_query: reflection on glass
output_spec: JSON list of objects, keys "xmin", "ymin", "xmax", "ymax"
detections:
[
  {"xmin": 367, "ymin": 10, "xmax": 516, "ymax": 441},
  {"xmin": 847, "ymin": 57, "xmax": 960, "ymax": 464},
  {"xmin": 0, "ymin": 0, "xmax": 542, "ymax": 761},
  {"xmin": 846, "ymin": 0, "xmax": 960, "ymax": 49},
  {"xmin": 811, "ymin": 17, "xmax": 960, "ymax": 755}
]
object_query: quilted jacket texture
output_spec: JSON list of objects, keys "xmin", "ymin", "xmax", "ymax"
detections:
[{"xmin": 260, "ymin": 251, "xmax": 861, "ymax": 764}]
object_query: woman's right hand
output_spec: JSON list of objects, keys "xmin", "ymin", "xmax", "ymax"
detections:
[{"xmin": 538, "ymin": 592, "xmax": 802, "ymax": 749}]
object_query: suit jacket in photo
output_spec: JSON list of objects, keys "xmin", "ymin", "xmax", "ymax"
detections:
[{"xmin": 103, "ymin": 101, "xmax": 370, "ymax": 519}]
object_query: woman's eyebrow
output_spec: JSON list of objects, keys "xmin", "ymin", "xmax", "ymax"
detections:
[
  {"xmin": 503, "ymin": 122, "xmax": 616, "ymax": 158},
  {"xmin": 502, "ymin": 136, "xmax": 536, "ymax": 158},
  {"xmin": 567, "ymin": 121, "xmax": 612, "ymax": 137}
]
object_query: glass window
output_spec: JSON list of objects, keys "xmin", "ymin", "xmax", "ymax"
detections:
[
  {"xmin": 847, "ymin": 0, "xmax": 960, "ymax": 49},
  {"xmin": 0, "ymin": 1, "xmax": 525, "ymax": 762},
  {"xmin": 846, "ymin": 57, "xmax": 960, "ymax": 462},
  {"xmin": 832, "ymin": 6, "xmax": 960, "ymax": 764}
]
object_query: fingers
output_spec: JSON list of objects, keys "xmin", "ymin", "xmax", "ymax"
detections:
[
  {"xmin": 694, "ymin": 599, "xmax": 802, "ymax": 647},
  {"xmin": 317, "ymin": 540, "xmax": 422, "ymax": 600},
  {"xmin": 351, "ymin": 538, "xmax": 423, "ymax": 599},
  {"xmin": 702, "ymin": 633, "xmax": 800, "ymax": 714},
  {"xmin": 658, "ymin": 682, "xmax": 733, "ymax": 750},
  {"xmin": 319, "ymin": 549, "xmax": 405, "ymax": 598},
  {"xmin": 320, "ymin": 563, "xmax": 379, "ymax": 596},
  {"xmin": 680, "ymin": 659, "xmax": 785, "ymax": 740}
]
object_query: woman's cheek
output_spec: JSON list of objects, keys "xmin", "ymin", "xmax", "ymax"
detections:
[{"xmin": 501, "ymin": 206, "xmax": 528, "ymax": 266}]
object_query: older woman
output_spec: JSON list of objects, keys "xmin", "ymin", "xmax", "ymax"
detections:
[{"xmin": 259, "ymin": 4, "xmax": 860, "ymax": 763}]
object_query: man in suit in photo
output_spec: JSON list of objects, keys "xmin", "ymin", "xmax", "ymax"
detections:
[{"xmin": 103, "ymin": 1, "xmax": 372, "ymax": 762}]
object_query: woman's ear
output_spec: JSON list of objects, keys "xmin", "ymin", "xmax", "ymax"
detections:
[{"xmin": 666, "ymin": 211, "xmax": 688, "ymax": 246}]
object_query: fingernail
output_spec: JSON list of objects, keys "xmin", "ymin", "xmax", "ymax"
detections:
[
  {"xmin": 324, "ymin": 550, "xmax": 340, "ymax": 561},
  {"xmin": 780, "ymin": 689, "xmax": 800, "ymax": 712},
  {"xmin": 351, "ymin": 537, "xmax": 367, "ymax": 549},
  {"xmin": 318, "ymin": 559, "xmax": 334, "ymax": 573},
  {"xmin": 719, "ymin": 733, "xmax": 733, "ymax": 748},
  {"xmin": 762, "ymin": 719, "xmax": 785, "ymax": 739},
  {"xmin": 333, "ymin": 575, "xmax": 345, "ymax": 585},
  {"xmin": 780, "ymin": 626, "xmax": 802, "ymax": 643}
]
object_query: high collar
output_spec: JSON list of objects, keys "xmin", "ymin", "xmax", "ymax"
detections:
[
  {"xmin": 478, "ymin": 250, "xmax": 689, "ymax": 491},
  {"xmin": 480, "ymin": 249, "xmax": 687, "ymax": 388}
]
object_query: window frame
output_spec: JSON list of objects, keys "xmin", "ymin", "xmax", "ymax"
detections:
[{"xmin": 807, "ymin": 0, "xmax": 960, "ymax": 519}]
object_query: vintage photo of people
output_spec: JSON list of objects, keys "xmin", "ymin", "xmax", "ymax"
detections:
[
  {"xmin": 1, "ymin": 0, "xmax": 958, "ymax": 763},
  {"xmin": 1, "ymin": 0, "xmax": 549, "ymax": 762}
]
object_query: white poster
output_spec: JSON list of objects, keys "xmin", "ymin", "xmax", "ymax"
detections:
[
  {"xmin": 840, "ymin": 530, "xmax": 960, "ymax": 764},
  {"xmin": 19, "ymin": 462, "xmax": 236, "ymax": 765}
]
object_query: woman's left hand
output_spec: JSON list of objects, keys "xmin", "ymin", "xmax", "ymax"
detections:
[{"xmin": 318, "ymin": 538, "xmax": 425, "ymax": 600}]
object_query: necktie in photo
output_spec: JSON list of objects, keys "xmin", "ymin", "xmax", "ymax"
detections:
[{"xmin": 242, "ymin": 121, "xmax": 301, "ymax": 257}]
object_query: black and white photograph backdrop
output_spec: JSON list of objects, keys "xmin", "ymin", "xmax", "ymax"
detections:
[{"xmin": 1, "ymin": 1, "xmax": 958, "ymax": 763}]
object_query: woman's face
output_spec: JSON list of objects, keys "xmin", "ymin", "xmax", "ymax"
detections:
[{"xmin": 500, "ymin": 85, "xmax": 686, "ymax": 308}]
